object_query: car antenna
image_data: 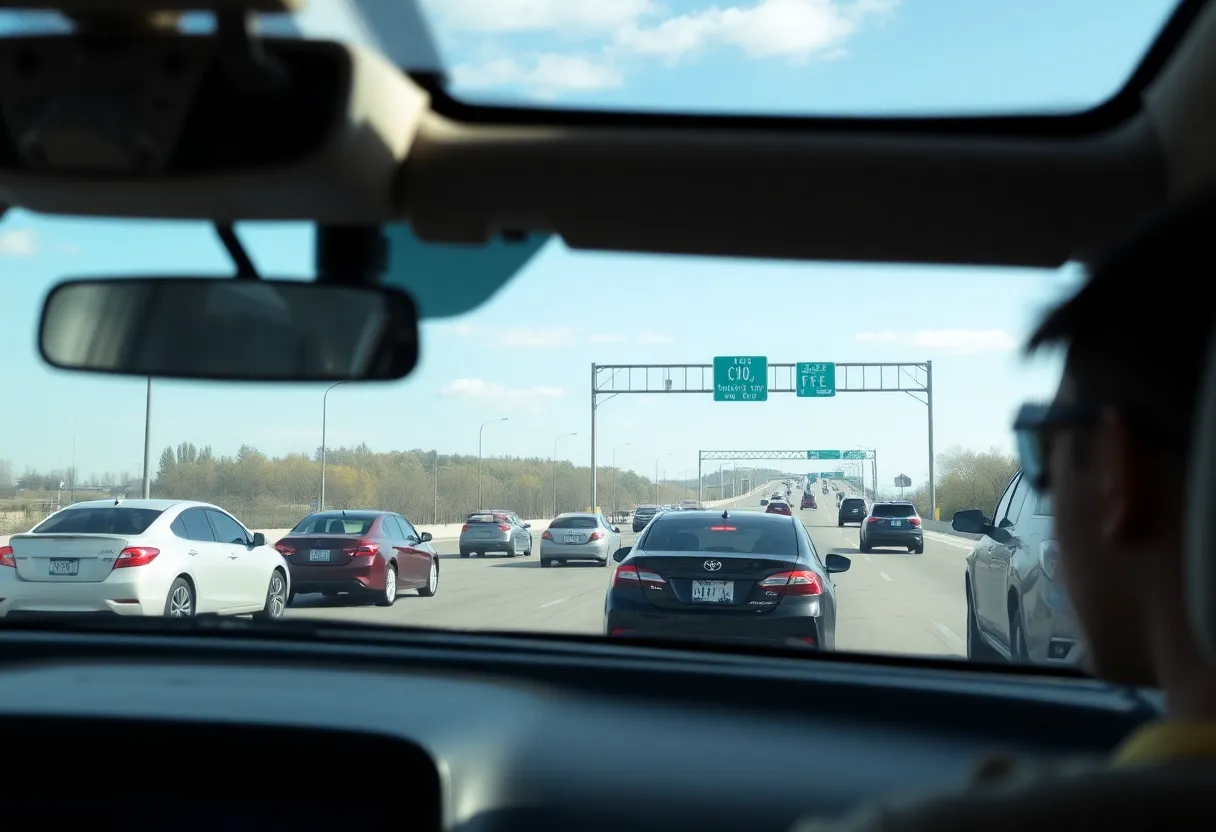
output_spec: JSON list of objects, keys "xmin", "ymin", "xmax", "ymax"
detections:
[
  {"xmin": 114, "ymin": 498, "xmax": 122, "ymax": 506},
  {"xmin": 722, "ymin": 510, "xmax": 729, "ymax": 520}
]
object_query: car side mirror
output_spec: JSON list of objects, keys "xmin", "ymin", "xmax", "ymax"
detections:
[
  {"xmin": 612, "ymin": 546, "xmax": 632, "ymax": 563},
  {"xmin": 951, "ymin": 509, "xmax": 988, "ymax": 534},
  {"xmin": 523, "ymin": 522, "xmax": 531, "ymax": 529},
  {"xmin": 613, "ymin": 527, "xmax": 621, "ymax": 533},
  {"xmin": 252, "ymin": 532, "xmax": 266, "ymax": 547},
  {"xmin": 825, "ymin": 553, "xmax": 851, "ymax": 574},
  {"xmin": 420, "ymin": 531, "xmax": 433, "ymax": 543}
]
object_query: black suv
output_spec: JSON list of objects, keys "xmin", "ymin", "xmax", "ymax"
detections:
[
  {"xmin": 838, "ymin": 497, "xmax": 867, "ymax": 526},
  {"xmin": 632, "ymin": 505, "xmax": 660, "ymax": 533}
]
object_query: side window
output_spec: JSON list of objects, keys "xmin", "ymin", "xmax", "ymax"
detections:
[
  {"xmin": 171, "ymin": 515, "xmax": 188, "ymax": 538},
  {"xmin": 799, "ymin": 521, "xmax": 823, "ymax": 567},
  {"xmin": 1003, "ymin": 475, "xmax": 1032, "ymax": 527},
  {"xmin": 992, "ymin": 472, "xmax": 1022, "ymax": 526},
  {"xmin": 398, "ymin": 516, "xmax": 421, "ymax": 541},
  {"xmin": 178, "ymin": 508, "xmax": 216, "ymax": 542},
  {"xmin": 1033, "ymin": 491, "xmax": 1053, "ymax": 517},
  {"xmin": 206, "ymin": 509, "xmax": 250, "ymax": 545}
]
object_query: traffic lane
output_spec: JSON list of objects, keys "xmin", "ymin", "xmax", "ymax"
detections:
[
  {"xmin": 796, "ymin": 503, "xmax": 969, "ymax": 659},
  {"xmin": 283, "ymin": 529, "xmax": 642, "ymax": 634}
]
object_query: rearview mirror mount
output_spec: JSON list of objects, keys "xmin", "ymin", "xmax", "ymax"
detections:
[{"xmin": 39, "ymin": 277, "xmax": 421, "ymax": 382}]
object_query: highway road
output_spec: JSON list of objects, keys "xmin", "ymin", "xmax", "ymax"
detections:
[{"xmin": 285, "ymin": 485, "xmax": 972, "ymax": 660}]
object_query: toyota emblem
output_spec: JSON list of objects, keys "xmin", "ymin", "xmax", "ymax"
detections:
[{"xmin": 703, "ymin": 559, "xmax": 722, "ymax": 572}]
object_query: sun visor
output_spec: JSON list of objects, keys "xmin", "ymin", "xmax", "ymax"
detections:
[{"xmin": 382, "ymin": 225, "xmax": 550, "ymax": 318}]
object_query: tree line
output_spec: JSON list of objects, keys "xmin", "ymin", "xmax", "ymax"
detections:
[{"xmin": 0, "ymin": 443, "xmax": 1018, "ymax": 534}]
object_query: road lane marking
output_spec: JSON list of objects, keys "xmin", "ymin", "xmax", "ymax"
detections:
[
  {"xmin": 933, "ymin": 621, "xmax": 966, "ymax": 655},
  {"xmin": 925, "ymin": 531, "xmax": 975, "ymax": 550},
  {"xmin": 863, "ymin": 554, "xmax": 872, "ymax": 563},
  {"xmin": 879, "ymin": 572, "xmax": 892, "ymax": 582},
  {"xmin": 537, "ymin": 597, "xmax": 570, "ymax": 610}
]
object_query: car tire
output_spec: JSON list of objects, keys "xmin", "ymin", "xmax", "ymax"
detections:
[
  {"xmin": 507, "ymin": 538, "xmax": 519, "ymax": 558},
  {"xmin": 253, "ymin": 569, "xmax": 288, "ymax": 621},
  {"xmin": 417, "ymin": 558, "xmax": 439, "ymax": 598},
  {"xmin": 163, "ymin": 576, "xmax": 195, "ymax": 618},
  {"xmin": 600, "ymin": 557, "xmax": 609, "ymax": 567},
  {"xmin": 541, "ymin": 558, "xmax": 553, "ymax": 568},
  {"xmin": 1009, "ymin": 607, "xmax": 1030, "ymax": 664},
  {"xmin": 460, "ymin": 549, "xmax": 470, "ymax": 559},
  {"xmin": 913, "ymin": 542, "xmax": 924, "ymax": 554},
  {"xmin": 966, "ymin": 585, "xmax": 1002, "ymax": 663},
  {"xmin": 376, "ymin": 563, "xmax": 398, "ymax": 607}
]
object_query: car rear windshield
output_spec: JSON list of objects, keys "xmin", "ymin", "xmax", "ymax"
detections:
[
  {"xmin": 550, "ymin": 516, "xmax": 599, "ymax": 529},
  {"xmin": 642, "ymin": 515, "xmax": 797, "ymax": 556},
  {"xmin": 872, "ymin": 503, "xmax": 917, "ymax": 518},
  {"xmin": 290, "ymin": 513, "xmax": 377, "ymax": 535},
  {"xmin": 466, "ymin": 513, "xmax": 506, "ymax": 524},
  {"xmin": 32, "ymin": 506, "xmax": 164, "ymax": 535},
  {"xmin": 842, "ymin": 499, "xmax": 865, "ymax": 507},
  {"xmin": 635, "ymin": 506, "xmax": 657, "ymax": 512}
]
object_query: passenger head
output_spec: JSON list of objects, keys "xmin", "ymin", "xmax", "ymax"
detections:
[{"xmin": 1023, "ymin": 190, "xmax": 1216, "ymax": 688}]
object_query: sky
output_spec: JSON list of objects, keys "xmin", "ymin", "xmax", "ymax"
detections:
[{"xmin": 0, "ymin": 0, "xmax": 1180, "ymax": 492}]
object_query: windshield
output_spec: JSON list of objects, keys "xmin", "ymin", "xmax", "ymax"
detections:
[
  {"xmin": 871, "ymin": 504, "xmax": 917, "ymax": 518},
  {"xmin": 641, "ymin": 514, "xmax": 798, "ymax": 556},
  {"xmin": 550, "ymin": 516, "xmax": 600, "ymax": 529},
  {"xmin": 32, "ymin": 506, "xmax": 163, "ymax": 535},
  {"xmin": 290, "ymin": 513, "xmax": 377, "ymax": 535}
]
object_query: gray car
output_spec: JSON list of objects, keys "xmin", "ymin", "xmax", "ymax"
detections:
[
  {"xmin": 859, "ymin": 501, "xmax": 924, "ymax": 554},
  {"xmin": 459, "ymin": 511, "xmax": 533, "ymax": 558},
  {"xmin": 540, "ymin": 513, "xmax": 621, "ymax": 568}
]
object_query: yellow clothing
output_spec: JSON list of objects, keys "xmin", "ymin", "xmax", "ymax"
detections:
[{"xmin": 1113, "ymin": 720, "xmax": 1216, "ymax": 766}]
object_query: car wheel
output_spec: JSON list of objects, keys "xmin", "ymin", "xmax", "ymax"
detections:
[
  {"xmin": 541, "ymin": 558, "xmax": 553, "ymax": 568},
  {"xmin": 164, "ymin": 577, "xmax": 195, "ymax": 618},
  {"xmin": 460, "ymin": 549, "xmax": 470, "ymax": 559},
  {"xmin": 1009, "ymin": 608, "xmax": 1030, "ymax": 664},
  {"xmin": 253, "ymin": 569, "xmax": 289, "ymax": 621},
  {"xmin": 966, "ymin": 586, "xmax": 1002, "ymax": 663},
  {"xmin": 417, "ymin": 558, "xmax": 439, "ymax": 598},
  {"xmin": 509, "ymin": 538, "xmax": 519, "ymax": 558},
  {"xmin": 913, "ymin": 542, "xmax": 924, "ymax": 554},
  {"xmin": 376, "ymin": 563, "xmax": 398, "ymax": 607}
]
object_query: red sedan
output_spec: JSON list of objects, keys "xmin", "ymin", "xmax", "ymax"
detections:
[
  {"xmin": 765, "ymin": 500, "xmax": 793, "ymax": 516},
  {"xmin": 800, "ymin": 494, "xmax": 817, "ymax": 510}
]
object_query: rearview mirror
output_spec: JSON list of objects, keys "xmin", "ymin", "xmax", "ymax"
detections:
[
  {"xmin": 612, "ymin": 546, "xmax": 632, "ymax": 563},
  {"xmin": 39, "ymin": 277, "xmax": 420, "ymax": 382},
  {"xmin": 824, "ymin": 553, "xmax": 850, "ymax": 574},
  {"xmin": 252, "ymin": 532, "xmax": 266, "ymax": 547},
  {"xmin": 420, "ymin": 532, "xmax": 433, "ymax": 543}
]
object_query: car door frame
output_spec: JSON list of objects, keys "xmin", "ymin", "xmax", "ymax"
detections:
[
  {"xmin": 203, "ymin": 507, "xmax": 263, "ymax": 612},
  {"xmin": 169, "ymin": 506, "xmax": 227, "ymax": 613},
  {"xmin": 986, "ymin": 474, "xmax": 1033, "ymax": 649},
  {"xmin": 973, "ymin": 470, "xmax": 1023, "ymax": 634},
  {"xmin": 392, "ymin": 514, "xmax": 430, "ymax": 587}
]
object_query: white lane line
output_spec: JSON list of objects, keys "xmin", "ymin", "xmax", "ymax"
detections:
[
  {"xmin": 537, "ymin": 597, "xmax": 570, "ymax": 610},
  {"xmin": 933, "ymin": 621, "xmax": 966, "ymax": 655},
  {"xmin": 863, "ymin": 554, "xmax": 872, "ymax": 563},
  {"xmin": 925, "ymin": 531, "xmax": 975, "ymax": 550},
  {"xmin": 879, "ymin": 571, "xmax": 892, "ymax": 582}
]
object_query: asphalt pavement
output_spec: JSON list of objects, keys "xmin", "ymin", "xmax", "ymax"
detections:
[{"xmin": 285, "ymin": 487, "xmax": 971, "ymax": 660}]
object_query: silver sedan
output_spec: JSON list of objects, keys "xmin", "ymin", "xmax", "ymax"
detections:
[{"xmin": 540, "ymin": 513, "xmax": 622, "ymax": 568}]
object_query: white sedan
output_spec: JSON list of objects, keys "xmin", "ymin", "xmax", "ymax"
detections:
[{"xmin": 0, "ymin": 498, "xmax": 289, "ymax": 619}]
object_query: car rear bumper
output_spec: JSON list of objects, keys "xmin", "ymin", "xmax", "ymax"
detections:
[
  {"xmin": 459, "ymin": 534, "xmax": 513, "ymax": 553},
  {"xmin": 288, "ymin": 556, "xmax": 385, "ymax": 594},
  {"xmin": 0, "ymin": 568, "xmax": 168, "ymax": 617},
  {"xmin": 862, "ymin": 529, "xmax": 923, "ymax": 548},
  {"xmin": 838, "ymin": 513, "xmax": 865, "ymax": 524},
  {"xmin": 540, "ymin": 541, "xmax": 611, "ymax": 561},
  {"xmin": 605, "ymin": 596, "xmax": 826, "ymax": 649}
]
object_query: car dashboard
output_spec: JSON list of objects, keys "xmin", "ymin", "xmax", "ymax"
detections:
[{"xmin": 0, "ymin": 624, "xmax": 1160, "ymax": 831}]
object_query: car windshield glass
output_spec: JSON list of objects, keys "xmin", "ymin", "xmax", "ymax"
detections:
[
  {"xmin": 290, "ymin": 514, "xmax": 376, "ymax": 535},
  {"xmin": 549, "ymin": 516, "xmax": 599, "ymax": 529},
  {"xmin": 467, "ymin": 514, "xmax": 505, "ymax": 523},
  {"xmin": 872, "ymin": 504, "xmax": 917, "ymax": 518},
  {"xmin": 32, "ymin": 507, "xmax": 163, "ymax": 535},
  {"xmin": 644, "ymin": 516, "xmax": 797, "ymax": 556}
]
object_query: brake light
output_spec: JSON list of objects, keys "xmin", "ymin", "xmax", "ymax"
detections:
[
  {"xmin": 867, "ymin": 517, "xmax": 880, "ymax": 524},
  {"xmin": 709, "ymin": 525, "xmax": 737, "ymax": 532},
  {"xmin": 113, "ymin": 546, "xmax": 160, "ymax": 569},
  {"xmin": 612, "ymin": 563, "xmax": 667, "ymax": 588},
  {"xmin": 275, "ymin": 541, "xmax": 296, "ymax": 556},
  {"xmin": 758, "ymin": 570, "xmax": 823, "ymax": 596},
  {"xmin": 907, "ymin": 517, "xmax": 921, "ymax": 526},
  {"xmin": 497, "ymin": 524, "xmax": 511, "ymax": 532},
  {"xmin": 588, "ymin": 530, "xmax": 605, "ymax": 541},
  {"xmin": 342, "ymin": 541, "xmax": 379, "ymax": 557},
  {"xmin": 461, "ymin": 523, "xmax": 470, "ymax": 532},
  {"xmin": 0, "ymin": 546, "xmax": 13, "ymax": 568},
  {"xmin": 541, "ymin": 530, "xmax": 554, "ymax": 540}
]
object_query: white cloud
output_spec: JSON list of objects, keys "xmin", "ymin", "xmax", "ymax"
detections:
[
  {"xmin": 441, "ymin": 378, "xmax": 565, "ymax": 399},
  {"xmin": 852, "ymin": 329, "xmax": 1017, "ymax": 355},
  {"xmin": 450, "ymin": 54, "xmax": 624, "ymax": 94},
  {"xmin": 0, "ymin": 228, "xmax": 37, "ymax": 256},
  {"xmin": 497, "ymin": 327, "xmax": 573, "ymax": 348},
  {"xmin": 424, "ymin": 0, "xmax": 656, "ymax": 34}
]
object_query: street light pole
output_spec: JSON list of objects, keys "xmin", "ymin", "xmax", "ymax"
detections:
[
  {"xmin": 478, "ymin": 417, "xmax": 508, "ymax": 509},
  {"xmin": 654, "ymin": 452, "xmax": 673, "ymax": 503},
  {"xmin": 141, "ymin": 378, "xmax": 152, "ymax": 498},
  {"xmin": 552, "ymin": 432, "xmax": 577, "ymax": 517},
  {"xmin": 319, "ymin": 381, "xmax": 347, "ymax": 512},
  {"xmin": 612, "ymin": 442, "xmax": 632, "ymax": 519}
]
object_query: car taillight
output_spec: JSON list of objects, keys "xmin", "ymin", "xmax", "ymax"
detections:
[
  {"xmin": 757, "ymin": 570, "xmax": 823, "ymax": 596},
  {"xmin": 612, "ymin": 563, "xmax": 666, "ymax": 588},
  {"xmin": 342, "ymin": 541, "xmax": 379, "ymax": 557},
  {"xmin": 0, "ymin": 546, "xmax": 13, "ymax": 568},
  {"xmin": 497, "ymin": 524, "xmax": 511, "ymax": 532},
  {"xmin": 275, "ymin": 541, "xmax": 296, "ymax": 556},
  {"xmin": 867, "ymin": 517, "xmax": 880, "ymax": 524},
  {"xmin": 461, "ymin": 524, "xmax": 470, "ymax": 532},
  {"xmin": 541, "ymin": 530, "xmax": 554, "ymax": 540},
  {"xmin": 907, "ymin": 517, "xmax": 921, "ymax": 526},
  {"xmin": 113, "ymin": 546, "xmax": 160, "ymax": 569},
  {"xmin": 588, "ymin": 530, "xmax": 605, "ymax": 541}
]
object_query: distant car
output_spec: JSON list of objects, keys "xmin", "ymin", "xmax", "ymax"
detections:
[
  {"xmin": 760, "ymin": 498, "xmax": 769, "ymax": 506},
  {"xmin": 1, "ymin": 498, "xmax": 290, "ymax": 619},
  {"xmin": 860, "ymin": 501, "xmax": 924, "ymax": 554},
  {"xmin": 540, "ymin": 513, "xmax": 622, "ymax": 568},
  {"xmin": 458, "ymin": 511, "xmax": 533, "ymax": 558},
  {"xmin": 838, "ymin": 497, "xmax": 866, "ymax": 526},
  {"xmin": 679, "ymin": 500, "xmax": 702, "ymax": 511},
  {"xmin": 277, "ymin": 509, "xmax": 439, "ymax": 605},
  {"xmin": 770, "ymin": 493, "xmax": 783, "ymax": 501},
  {"xmin": 800, "ymin": 493, "xmax": 816, "ymax": 510},
  {"xmin": 604, "ymin": 510, "xmax": 851, "ymax": 649},
  {"xmin": 765, "ymin": 501, "xmax": 793, "ymax": 517},
  {"xmin": 633, "ymin": 505, "xmax": 661, "ymax": 532}
]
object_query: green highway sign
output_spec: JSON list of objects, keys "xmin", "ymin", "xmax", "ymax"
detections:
[
  {"xmin": 713, "ymin": 356, "xmax": 768, "ymax": 402},
  {"xmin": 806, "ymin": 450, "xmax": 842, "ymax": 460},
  {"xmin": 842, "ymin": 450, "xmax": 868, "ymax": 460},
  {"xmin": 796, "ymin": 362, "xmax": 836, "ymax": 397},
  {"xmin": 827, "ymin": 472, "xmax": 845, "ymax": 479}
]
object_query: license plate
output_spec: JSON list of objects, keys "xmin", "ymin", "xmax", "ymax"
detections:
[
  {"xmin": 564, "ymin": 535, "xmax": 579, "ymax": 544},
  {"xmin": 49, "ymin": 559, "xmax": 78, "ymax": 576},
  {"xmin": 890, "ymin": 520, "xmax": 902, "ymax": 527},
  {"xmin": 691, "ymin": 580, "xmax": 734, "ymax": 603},
  {"xmin": 309, "ymin": 549, "xmax": 331, "ymax": 562}
]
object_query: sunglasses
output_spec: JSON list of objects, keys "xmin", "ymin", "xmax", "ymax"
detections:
[{"xmin": 1012, "ymin": 402, "xmax": 1101, "ymax": 492}]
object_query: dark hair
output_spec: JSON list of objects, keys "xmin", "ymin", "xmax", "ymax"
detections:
[{"xmin": 1026, "ymin": 188, "xmax": 1216, "ymax": 450}]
